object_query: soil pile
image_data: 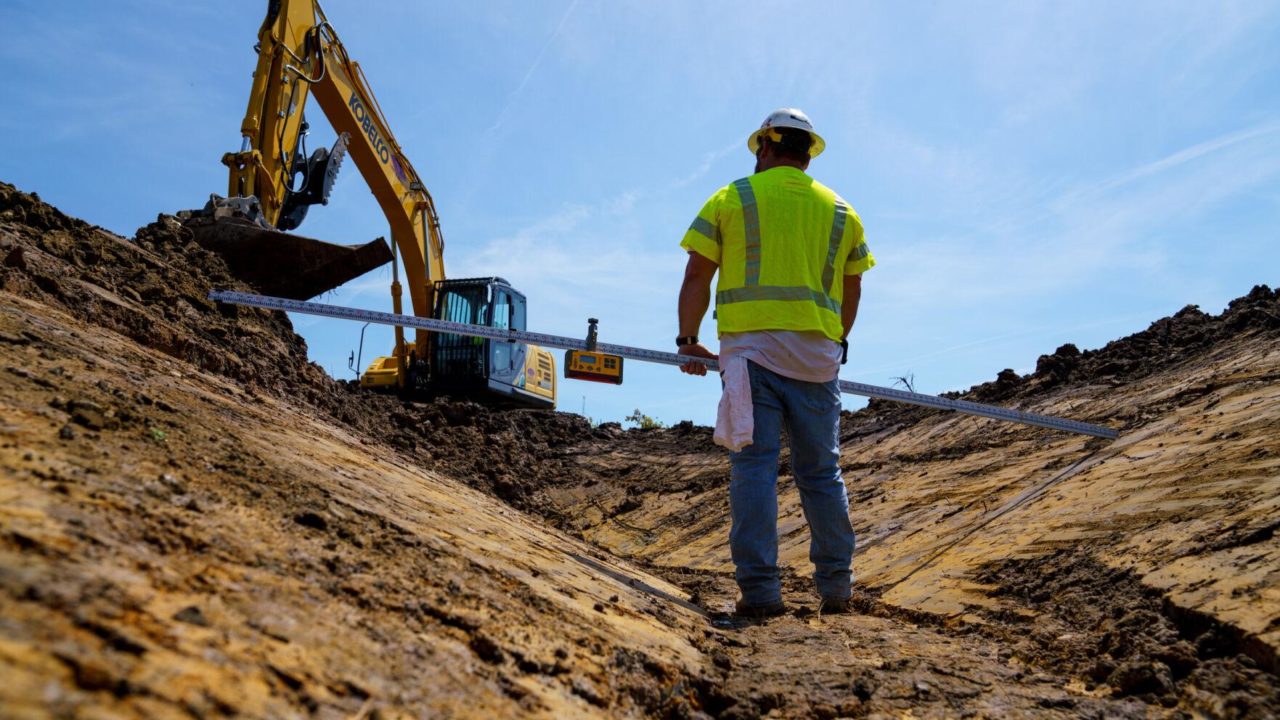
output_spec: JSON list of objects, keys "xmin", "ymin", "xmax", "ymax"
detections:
[
  {"xmin": 0, "ymin": 182, "xmax": 320, "ymax": 395},
  {"xmin": 0, "ymin": 182, "xmax": 617, "ymax": 516},
  {"xmin": 852, "ymin": 283, "xmax": 1279, "ymax": 433},
  {"xmin": 968, "ymin": 286, "xmax": 1279, "ymax": 404}
]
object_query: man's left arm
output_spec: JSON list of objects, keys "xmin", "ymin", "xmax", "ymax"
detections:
[
  {"xmin": 841, "ymin": 273, "xmax": 862, "ymax": 340},
  {"xmin": 840, "ymin": 209, "xmax": 872, "ymax": 346}
]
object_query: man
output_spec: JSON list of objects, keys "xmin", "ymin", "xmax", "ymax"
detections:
[{"xmin": 675, "ymin": 108, "xmax": 875, "ymax": 617}]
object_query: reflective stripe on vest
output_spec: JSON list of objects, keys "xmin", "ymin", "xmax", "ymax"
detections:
[
  {"xmin": 821, "ymin": 201, "xmax": 849, "ymax": 294},
  {"xmin": 689, "ymin": 216, "xmax": 718, "ymax": 244},
  {"xmin": 732, "ymin": 177, "xmax": 762, "ymax": 286},
  {"xmin": 716, "ymin": 285, "xmax": 840, "ymax": 313},
  {"xmin": 849, "ymin": 240, "xmax": 870, "ymax": 262}
]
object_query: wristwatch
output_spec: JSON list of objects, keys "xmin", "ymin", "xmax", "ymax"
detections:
[{"xmin": 675, "ymin": 335, "xmax": 699, "ymax": 347}]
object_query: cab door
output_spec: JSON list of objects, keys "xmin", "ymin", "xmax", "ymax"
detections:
[
  {"xmin": 433, "ymin": 284, "xmax": 489, "ymax": 387},
  {"xmin": 488, "ymin": 288, "xmax": 525, "ymax": 387}
]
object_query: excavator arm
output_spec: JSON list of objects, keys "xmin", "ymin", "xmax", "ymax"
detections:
[
  {"xmin": 216, "ymin": 0, "xmax": 444, "ymax": 362},
  {"xmin": 191, "ymin": 0, "xmax": 556, "ymax": 405}
]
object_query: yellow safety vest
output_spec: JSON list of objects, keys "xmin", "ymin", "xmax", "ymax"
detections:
[{"xmin": 680, "ymin": 166, "xmax": 874, "ymax": 341}]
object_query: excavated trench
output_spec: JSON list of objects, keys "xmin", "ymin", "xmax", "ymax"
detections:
[{"xmin": 1, "ymin": 180, "xmax": 1278, "ymax": 717}]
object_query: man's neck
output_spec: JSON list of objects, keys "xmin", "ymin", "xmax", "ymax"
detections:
[{"xmin": 756, "ymin": 158, "xmax": 808, "ymax": 173}]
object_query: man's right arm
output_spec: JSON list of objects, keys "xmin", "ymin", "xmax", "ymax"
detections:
[
  {"xmin": 676, "ymin": 251, "xmax": 719, "ymax": 376},
  {"xmin": 676, "ymin": 191, "xmax": 724, "ymax": 376}
]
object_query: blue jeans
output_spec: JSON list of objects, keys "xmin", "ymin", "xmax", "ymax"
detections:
[{"xmin": 729, "ymin": 361, "xmax": 855, "ymax": 606}]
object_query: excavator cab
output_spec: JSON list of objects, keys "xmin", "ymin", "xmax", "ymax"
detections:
[{"xmin": 430, "ymin": 278, "xmax": 555, "ymax": 409}]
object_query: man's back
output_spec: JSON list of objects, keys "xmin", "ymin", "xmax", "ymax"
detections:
[{"xmin": 682, "ymin": 166, "xmax": 873, "ymax": 341}]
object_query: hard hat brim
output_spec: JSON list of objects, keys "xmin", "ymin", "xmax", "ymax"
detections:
[{"xmin": 747, "ymin": 128, "xmax": 825, "ymax": 158}]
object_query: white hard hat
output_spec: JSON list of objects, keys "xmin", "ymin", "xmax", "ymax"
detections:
[{"xmin": 747, "ymin": 108, "xmax": 825, "ymax": 158}]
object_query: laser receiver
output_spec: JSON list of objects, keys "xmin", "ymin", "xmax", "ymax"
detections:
[{"xmin": 564, "ymin": 318, "xmax": 624, "ymax": 385}]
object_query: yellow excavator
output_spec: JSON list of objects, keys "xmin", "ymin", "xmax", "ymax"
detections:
[{"xmin": 183, "ymin": 0, "xmax": 556, "ymax": 408}]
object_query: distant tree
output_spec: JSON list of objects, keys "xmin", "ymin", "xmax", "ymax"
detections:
[
  {"xmin": 891, "ymin": 373, "xmax": 916, "ymax": 393},
  {"xmin": 624, "ymin": 409, "xmax": 665, "ymax": 430}
]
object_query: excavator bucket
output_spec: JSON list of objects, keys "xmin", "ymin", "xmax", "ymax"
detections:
[{"xmin": 184, "ymin": 215, "xmax": 393, "ymax": 300}]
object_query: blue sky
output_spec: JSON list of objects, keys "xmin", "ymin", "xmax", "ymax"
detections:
[{"xmin": 2, "ymin": 1, "xmax": 1278, "ymax": 426}]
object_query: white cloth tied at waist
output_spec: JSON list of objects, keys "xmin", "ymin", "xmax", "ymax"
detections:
[{"xmin": 713, "ymin": 330, "xmax": 843, "ymax": 451}]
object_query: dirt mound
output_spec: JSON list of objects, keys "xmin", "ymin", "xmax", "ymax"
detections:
[
  {"xmin": 969, "ymin": 286, "xmax": 1280, "ymax": 403},
  {"xmin": 848, "ymin": 284, "xmax": 1280, "ymax": 435},
  {"xmin": 0, "ymin": 182, "xmax": 322, "ymax": 397},
  {"xmin": 328, "ymin": 391, "xmax": 605, "ymax": 515},
  {"xmin": 0, "ymin": 182, "xmax": 636, "ymax": 516}
]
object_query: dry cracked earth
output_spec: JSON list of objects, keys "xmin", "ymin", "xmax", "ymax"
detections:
[{"xmin": 1, "ymin": 180, "xmax": 1278, "ymax": 718}]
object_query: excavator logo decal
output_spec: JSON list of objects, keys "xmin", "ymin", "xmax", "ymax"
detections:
[
  {"xmin": 348, "ymin": 93, "xmax": 391, "ymax": 166},
  {"xmin": 390, "ymin": 155, "xmax": 408, "ymax": 185}
]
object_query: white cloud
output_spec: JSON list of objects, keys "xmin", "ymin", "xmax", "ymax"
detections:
[
  {"xmin": 447, "ymin": 194, "xmax": 678, "ymax": 342},
  {"xmin": 1058, "ymin": 123, "xmax": 1280, "ymax": 207},
  {"xmin": 669, "ymin": 141, "xmax": 740, "ymax": 190},
  {"xmin": 484, "ymin": 0, "xmax": 582, "ymax": 134}
]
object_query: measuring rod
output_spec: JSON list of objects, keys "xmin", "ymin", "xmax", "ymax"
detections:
[{"xmin": 209, "ymin": 290, "xmax": 1119, "ymax": 440}]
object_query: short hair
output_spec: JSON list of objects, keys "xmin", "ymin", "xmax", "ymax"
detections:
[{"xmin": 768, "ymin": 127, "xmax": 813, "ymax": 161}]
